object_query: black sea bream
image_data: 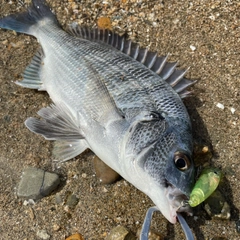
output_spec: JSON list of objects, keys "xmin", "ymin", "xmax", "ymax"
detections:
[{"xmin": 0, "ymin": 0, "xmax": 196, "ymax": 223}]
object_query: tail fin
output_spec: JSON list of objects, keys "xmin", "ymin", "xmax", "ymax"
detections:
[{"xmin": 0, "ymin": 0, "xmax": 58, "ymax": 35}]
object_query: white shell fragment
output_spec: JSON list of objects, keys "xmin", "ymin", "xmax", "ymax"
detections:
[
  {"xmin": 190, "ymin": 45, "xmax": 196, "ymax": 51},
  {"xmin": 230, "ymin": 107, "xmax": 236, "ymax": 114},
  {"xmin": 216, "ymin": 103, "xmax": 224, "ymax": 110}
]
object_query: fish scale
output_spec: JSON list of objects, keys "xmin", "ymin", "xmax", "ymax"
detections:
[
  {"xmin": 51, "ymin": 31, "xmax": 169, "ymax": 117},
  {"xmin": 56, "ymin": 34, "xmax": 184, "ymax": 122},
  {"xmin": 42, "ymin": 37, "xmax": 117, "ymax": 119},
  {"xmin": 0, "ymin": 0, "xmax": 196, "ymax": 225}
]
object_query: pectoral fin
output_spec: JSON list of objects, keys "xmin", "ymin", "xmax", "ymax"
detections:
[
  {"xmin": 25, "ymin": 102, "xmax": 84, "ymax": 140},
  {"xmin": 53, "ymin": 140, "xmax": 88, "ymax": 162},
  {"xmin": 25, "ymin": 102, "xmax": 88, "ymax": 161}
]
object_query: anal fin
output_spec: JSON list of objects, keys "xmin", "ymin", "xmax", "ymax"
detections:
[
  {"xmin": 25, "ymin": 102, "xmax": 88, "ymax": 162},
  {"xmin": 16, "ymin": 48, "xmax": 45, "ymax": 90}
]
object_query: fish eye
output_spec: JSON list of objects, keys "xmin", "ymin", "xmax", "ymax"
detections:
[{"xmin": 174, "ymin": 152, "xmax": 191, "ymax": 171}]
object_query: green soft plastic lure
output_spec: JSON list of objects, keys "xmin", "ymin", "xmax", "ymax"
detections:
[{"xmin": 189, "ymin": 167, "xmax": 222, "ymax": 207}]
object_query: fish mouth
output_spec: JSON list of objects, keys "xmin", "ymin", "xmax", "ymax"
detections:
[{"xmin": 165, "ymin": 184, "xmax": 192, "ymax": 223}]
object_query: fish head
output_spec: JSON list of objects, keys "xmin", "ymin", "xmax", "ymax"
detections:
[{"xmin": 121, "ymin": 111, "xmax": 195, "ymax": 223}]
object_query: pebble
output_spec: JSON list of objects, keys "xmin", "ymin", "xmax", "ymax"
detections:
[
  {"xmin": 204, "ymin": 189, "xmax": 231, "ymax": 220},
  {"xmin": 17, "ymin": 167, "xmax": 60, "ymax": 199},
  {"xmin": 193, "ymin": 144, "xmax": 213, "ymax": 167},
  {"xmin": 23, "ymin": 199, "xmax": 35, "ymax": 206},
  {"xmin": 148, "ymin": 230, "xmax": 163, "ymax": 240},
  {"xmin": 97, "ymin": 16, "xmax": 112, "ymax": 30},
  {"xmin": 52, "ymin": 223, "xmax": 61, "ymax": 231},
  {"xmin": 28, "ymin": 207, "xmax": 35, "ymax": 220},
  {"xmin": 105, "ymin": 225, "xmax": 136, "ymax": 240},
  {"xmin": 36, "ymin": 229, "xmax": 50, "ymax": 240},
  {"xmin": 93, "ymin": 156, "xmax": 120, "ymax": 184},
  {"xmin": 65, "ymin": 194, "xmax": 79, "ymax": 208},
  {"xmin": 2, "ymin": 39, "xmax": 8, "ymax": 45},
  {"xmin": 65, "ymin": 232, "xmax": 84, "ymax": 240},
  {"xmin": 136, "ymin": 228, "xmax": 163, "ymax": 240},
  {"xmin": 55, "ymin": 193, "xmax": 63, "ymax": 204}
]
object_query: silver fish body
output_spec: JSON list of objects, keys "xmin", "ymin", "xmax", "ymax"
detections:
[{"xmin": 0, "ymin": 0, "xmax": 195, "ymax": 223}]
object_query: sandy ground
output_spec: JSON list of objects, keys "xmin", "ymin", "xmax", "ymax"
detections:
[{"xmin": 0, "ymin": 0, "xmax": 240, "ymax": 239}]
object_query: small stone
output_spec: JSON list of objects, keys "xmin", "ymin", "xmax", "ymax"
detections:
[
  {"xmin": 209, "ymin": 15, "xmax": 216, "ymax": 21},
  {"xmin": 137, "ymin": 228, "xmax": 163, "ymax": 240},
  {"xmin": 102, "ymin": 187, "xmax": 108, "ymax": 193},
  {"xmin": 36, "ymin": 229, "xmax": 50, "ymax": 240},
  {"xmin": 173, "ymin": 18, "xmax": 179, "ymax": 24},
  {"xmin": 202, "ymin": 146, "xmax": 209, "ymax": 153},
  {"xmin": 2, "ymin": 39, "xmax": 8, "ymax": 45},
  {"xmin": 105, "ymin": 225, "xmax": 136, "ymax": 240},
  {"xmin": 97, "ymin": 17, "xmax": 112, "ymax": 30},
  {"xmin": 93, "ymin": 156, "xmax": 120, "ymax": 184},
  {"xmin": 81, "ymin": 173, "xmax": 87, "ymax": 178},
  {"xmin": 64, "ymin": 205, "xmax": 70, "ymax": 213},
  {"xmin": 28, "ymin": 207, "xmax": 35, "ymax": 220},
  {"xmin": 55, "ymin": 193, "xmax": 63, "ymax": 204},
  {"xmin": 65, "ymin": 233, "xmax": 84, "ymax": 240},
  {"xmin": 71, "ymin": 3, "xmax": 78, "ymax": 10},
  {"xmin": 138, "ymin": 12, "xmax": 145, "ymax": 18},
  {"xmin": 193, "ymin": 144, "xmax": 213, "ymax": 167},
  {"xmin": 204, "ymin": 189, "xmax": 231, "ymax": 220},
  {"xmin": 53, "ymin": 223, "xmax": 61, "ymax": 231},
  {"xmin": 66, "ymin": 194, "xmax": 79, "ymax": 208},
  {"xmin": 17, "ymin": 167, "xmax": 60, "ymax": 199},
  {"xmin": 23, "ymin": 200, "xmax": 30, "ymax": 206}
]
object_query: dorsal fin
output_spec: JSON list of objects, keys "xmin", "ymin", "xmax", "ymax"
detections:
[{"xmin": 67, "ymin": 23, "xmax": 196, "ymax": 98}]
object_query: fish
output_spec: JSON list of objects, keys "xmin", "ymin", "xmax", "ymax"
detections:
[
  {"xmin": 0, "ymin": 0, "xmax": 196, "ymax": 224},
  {"xmin": 189, "ymin": 167, "xmax": 222, "ymax": 207}
]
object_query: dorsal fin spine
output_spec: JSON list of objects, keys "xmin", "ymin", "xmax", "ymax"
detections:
[
  {"xmin": 168, "ymin": 68, "xmax": 189, "ymax": 87},
  {"xmin": 154, "ymin": 55, "xmax": 168, "ymax": 74},
  {"xmin": 133, "ymin": 45, "xmax": 139, "ymax": 59},
  {"xmin": 161, "ymin": 62, "xmax": 178, "ymax": 80},
  {"xmin": 120, "ymin": 37, "xmax": 125, "ymax": 51},
  {"xmin": 140, "ymin": 49, "xmax": 148, "ymax": 63},
  {"xmin": 146, "ymin": 52, "xmax": 158, "ymax": 68},
  {"xmin": 128, "ymin": 41, "xmax": 132, "ymax": 55},
  {"xmin": 114, "ymin": 33, "xmax": 118, "ymax": 48},
  {"xmin": 67, "ymin": 24, "xmax": 196, "ymax": 98}
]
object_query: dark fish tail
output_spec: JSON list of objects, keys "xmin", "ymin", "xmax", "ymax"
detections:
[{"xmin": 0, "ymin": 0, "xmax": 58, "ymax": 35}]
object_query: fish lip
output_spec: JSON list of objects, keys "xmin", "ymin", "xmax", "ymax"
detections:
[{"xmin": 165, "ymin": 183, "xmax": 192, "ymax": 222}]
